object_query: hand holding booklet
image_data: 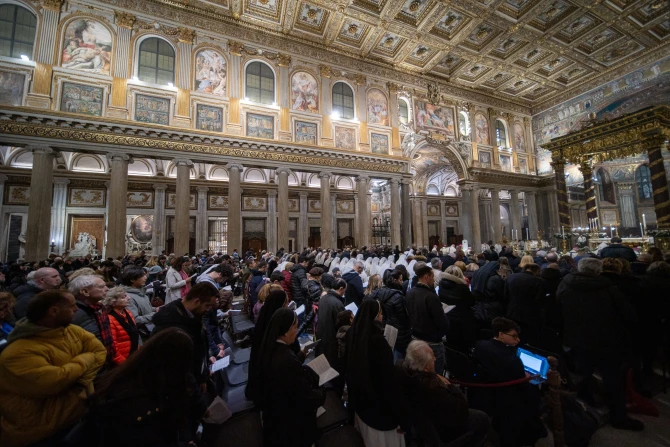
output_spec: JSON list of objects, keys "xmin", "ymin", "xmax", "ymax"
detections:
[
  {"xmin": 345, "ymin": 302, "xmax": 358, "ymax": 316},
  {"xmin": 307, "ymin": 354, "xmax": 340, "ymax": 386},
  {"xmin": 442, "ymin": 303, "xmax": 456, "ymax": 314},
  {"xmin": 209, "ymin": 356, "xmax": 230, "ymax": 373},
  {"xmin": 383, "ymin": 325, "xmax": 398, "ymax": 349}
]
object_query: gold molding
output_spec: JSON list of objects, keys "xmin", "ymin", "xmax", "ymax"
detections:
[{"xmin": 114, "ymin": 11, "xmax": 136, "ymax": 29}]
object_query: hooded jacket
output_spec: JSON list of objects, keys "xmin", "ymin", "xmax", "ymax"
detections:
[
  {"xmin": 12, "ymin": 282, "xmax": 43, "ymax": 319},
  {"xmin": 290, "ymin": 264, "xmax": 308, "ymax": 305},
  {"xmin": 342, "ymin": 270, "xmax": 364, "ymax": 306},
  {"xmin": 124, "ymin": 286, "xmax": 155, "ymax": 327},
  {"xmin": 438, "ymin": 273, "xmax": 477, "ymax": 352},
  {"xmin": 0, "ymin": 320, "xmax": 106, "ymax": 447},
  {"xmin": 557, "ymin": 272, "xmax": 636, "ymax": 352},
  {"xmin": 370, "ymin": 285, "xmax": 411, "ymax": 354}
]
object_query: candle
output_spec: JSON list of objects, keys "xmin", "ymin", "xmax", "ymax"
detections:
[
  {"xmin": 642, "ymin": 214, "xmax": 647, "ymax": 229},
  {"xmin": 526, "ymin": 228, "xmax": 530, "ymax": 240},
  {"xmin": 562, "ymin": 226, "xmax": 565, "ymax": 238},
  {"xmin": 640, "ymin": 223, "xmax": 644, "ymax": 237}
]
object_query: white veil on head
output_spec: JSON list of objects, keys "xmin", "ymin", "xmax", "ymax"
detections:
[
  {"xmin": 396, "ymin": 254, "xmax": 408, "ymax": 268},
  {"xmin": 407, "ymin": 259, "xmax": 417, "ymax": 279},
  {"xmin": 329, "ymin": 257, "xmax": 341, "ymax": 273}
]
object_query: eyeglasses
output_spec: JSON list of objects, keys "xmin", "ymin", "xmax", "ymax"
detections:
[{"xmin": 503, "ymin": 332, "xmax": 520, "ymax": 340}]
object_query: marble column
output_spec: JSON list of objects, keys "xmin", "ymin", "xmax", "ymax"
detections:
[
  {"xmin": 298, "ymin": 192, "xmax": 309, "ymax": 251},
  {"xmin": 412, "ymin": 198, "xmax": 423, "ymax": 248},
  {"xmin": 617, "ymin": 183, "xmax": 636, "ymax": 228},
  {"xmin": 440, "ymin": 199, "xmax": 448, "ymax": 245},
  {"xmin": 421, "ymin": 199, "xmax": 429, "ymax": 247},
  {"xmin": 470, "ymin": 187, "xmax": 481, "ymax": 251},
  {"xmin": 106, "ymin": 153, "xmax": 131, "ymax": 259},
  {"xmin": 0, "ymin": 175, "xmax": 7, "ymax": 258},
  {"xmin": 491, "ymin": 188, "xmax": 502, "ymax": 243},
  {"xmin": 401, "ymin": 180, "xmax": 412, "ymax": 249},
  {"xmin": 579, "ymin": 163, "xmax": 598, "ymax": 222},
  {"xmin": 551, "ymin": 160, "xmax": 571, "ymax": 230},
  {"xmin": 227, "ymin": 164, "xmax": 243, "ymax": 254},
  {"xmin": 319, "ymin": 172, "xmax": 332, "ymax": 248},
  {"xmin": 26, "ymin": 147, "xmax": 56, "ymax": 260},
  {"xmin": 646, "ymin": 136, "xmax": 670, "ymax": 229},
  {"xmin": 267, "ymin": 190, "xmax": 278, "ymax": 253},
  {"xmin": 356, "ymin": 176, "xmax": 370, "ymax": 247},
  {"xmin": 460, "ymin": 188, "xmax": 473, "ymax": 245},
  {"xmin": 546, "ymin": 189, "xmax": 560, "ymax": 236},
  {"xmin": 50, "ymin": 178, "xmax": 70, "ymax": 255},
  {"xmin": 152, "ymin": 184, "xmax": 168, "ymax": 254},
  {"xmin": 173, "ymin": 159, "xmax": 193, "ymax": 255},
  {"xmin": 113, "ymin": 14, "xmax": 133, "ymax": 78},
  {"xmin": 509, "ymin": 189, "xmax": 521, "ymax": 241},
  {"xmin": 390, "ymin": 179, "xmax": 401, "ymax": 247},
  {"xmin": 196, "ymin": 186, "xmax": 209, "ymax": 253},
  {"xmin": 526, "ymin": 191, "xmax": 539, "ymax": 239},
  {"xmin": 353, "ymin": 195, "xmax": 360, "ymax": 246},
  {"xmin": 331, "ymin": 193, "xmax": 338, "ymax": 247},
  {"xmin": 277, "ymin": 168, "xmax": 291, "ymax": 251}
]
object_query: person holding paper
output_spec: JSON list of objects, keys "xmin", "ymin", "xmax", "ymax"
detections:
[
  {"xmin": 372, "ymin": 270, "xmax": 411, "ymax": 362},
  {"xmin": 316, "ymin": 277, "xmax": 346, "ymax": 373},
  {"xmin": 438, "ymin": 266, "xmax": 477, "ymax": 354},
  {"xmin": 165, "ymin": 256, "xmax": 194, "ymax": 304},
  {"xmin": 343, "ymin": 260, "xmax": 365, "ymax": 307},
  {"xmin": 255, "ymin": 308, "xmax": 325, "ymax": 447},
  {"xmin": 346, "ymin": 300, "xmax": 409, "ymax": 447}
]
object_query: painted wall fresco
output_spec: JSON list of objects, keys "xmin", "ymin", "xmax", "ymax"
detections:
[
  {"xmin": 135, "ymin": 94, "xmax": 170, "ymax": 125},
  {"xmin": 0, "ymin": 71, "xmax": 25, "ymax": 106},
  {"xmin": 513, "ymin": 122, "xmax": 525, "ymax": 152},
  {"xmin": 291, "ymin": 71, "xmax": 319, "ymax": 113},
  {"xmin": 196, "ymin": 104, "xmax": 224, "ymax": 132},
  {"xmin": 61, "ymin": 20, "xmax": 112, "ymax": 75},
  {"xmin": 195, "ymin": 50, "xmax": 227, "ymax": 96},
  {"xmin": 60, "ymin": 82, "xmax": 103, "ymax": 116},
  {"xmin": 414, "ymin": 101, "xmax": 455, "ymax": 136},
  {"xmin": 246, "ymin": 113, "xmax": 274, "ymax": 139},
  {"xmin": 334, "ymin": 126, "xmax": 356, "ymax": 150},
  {"xmin": 370, "ymin": 133, "xmax": 389, "ymax": 154},
  {"xmin": 474, "ymin": 113, "xmax": 490, "ymax": 145},
  {"xmin": 534, "ymin": 57, "xmax": 670, "ymax": 174},
  {"xmin": 367, "ymin": 88, "xmax": 389, "ymax": 126},
  {"xmin": 295, "ymin": 121, "xmax": 317, "ymax": 144}
]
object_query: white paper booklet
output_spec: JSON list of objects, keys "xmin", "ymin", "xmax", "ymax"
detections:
[
  {"xmin": 345, "ymin": 302, "xmax": 358, "ymax": 316},
  {"xmin": 317, "ymin": 406, "xmax": 326, "ymax": 418},
  {"xmin": 210, "ymin": 356, "xmax": 230, "ymax": 373},
  {"xmin": 384, "ymin": 325, "xmax": 398, "ymax": 349},
  {"xmin": 307, "ymin": 354, "xmax": 340, "ymax": 386},
  {"xmin": 288, "ymin": 301, "xmax": 297, "ymax": 310},
  {"xmin": 295, "ymin": 304, "xmax": 305, "ymax": 316},
  {"xmin": 203, "ymin": 396, "xmax": 232, "ymax": 424},
  {"xmin": 442, "ymin": 303, "xmax": 456, "ymax": 314}
]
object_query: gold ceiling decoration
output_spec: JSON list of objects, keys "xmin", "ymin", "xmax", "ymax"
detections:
[{"xmin": 110, "ymin": 0, "xmax": 670, "ymax": 111}]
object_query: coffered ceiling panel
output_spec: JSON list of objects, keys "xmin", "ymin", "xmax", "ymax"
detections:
[{"xmin": 139, "ymin": 0, "xmax": 670, "ymax": 111}]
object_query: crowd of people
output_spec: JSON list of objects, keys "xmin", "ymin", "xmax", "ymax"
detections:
[{"xmin": 0, "ymin": 236, "xmax": 667, "ymax": 446}]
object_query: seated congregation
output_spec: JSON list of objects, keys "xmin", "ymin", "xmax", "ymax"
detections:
[{"xmin": 0, "ymin": 240, "xmax": 668, "ymax": 447}]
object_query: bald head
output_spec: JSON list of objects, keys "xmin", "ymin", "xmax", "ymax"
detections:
[{"xmin": 34, "ymin": 268, "xmax": 62, "ymax": 290}]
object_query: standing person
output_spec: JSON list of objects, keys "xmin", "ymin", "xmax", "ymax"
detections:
[
  {"xmin": 316, "ymin": 277, "xmax": 346, "ymax": 369},
  {"xmin": 363, "ymin": 274, "xmax": 383, "ymax": 300},
  {"xmin": 343, "ymin": 260, "xmax": 365, "ymax": 306},
  {"xmin": 256, "ymin": 308, "xmax": 325, "ymax": 447},
  {"xmin": 558, "ymin": 258, "xmax": 643, "ymax": 431},
  {"xmin": 290, "ymin": 256, "xmax": 310, "ymax": 309},
  {"xmin": 373, "ymin": 269, "xmax": 411, "ymax": 362},
  {"xmin": 406, "ymin": 264, "xmax": 450, "ymax": 374},
  {"xmin": 69, "ymin": 275, "xmax": 114, "ymax": 364},
  {"xmin": 249, "ymin": 261, "xmax": 268, "ymax": 309},
  {"xmin": 0, "ymin": 290, "xmax": 106, "ymax": 447},
  {"xmin": 82, "ymin": 328, "xmax": 200, "ymax": 447},
  {"xmin": 152, "ymin": 283, "xmax": 219, "ymax": 392},
  {"xmin": 102, "ymin": 287, "xmax": 139, "ymax": 365},
  {"xmin": 307, "ymin": 267, "xmax": 324, "ymax": 304},
  {"xmin": 439, "ymin": 266, "xmax": 477, "ymax": 353},
  {"xmin": 165, "ymin": 257, "xmax": 195, "ymax": 304},
  {"xmin": 505, "ymin": 263, "xmax": 546, "ymax": 345},
  {"xmin": 121, "ymin": 266, "xmax": 156, "ymax": 341},
  {"xmin": 600, "ymin": 237, "xmax": 637, "ymax": 263},
  {"xmin": 13, "ymin": 267, "xmax": 62, "ymax": 319},
  {"xmin": 346, "ymin": 300, "xmax": 408, "ymax": 446}
]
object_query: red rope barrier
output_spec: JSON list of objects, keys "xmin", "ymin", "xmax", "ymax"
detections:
[{"xmin": 448, "ymin": 375, "xmax": 535, "ymax": 388}]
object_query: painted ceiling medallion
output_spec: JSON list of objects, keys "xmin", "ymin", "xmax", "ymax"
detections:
[
  {"xmin": 348, "ymin": 24, "xmax": 358, "ymax": 34},
  {"xmin": 409, "ymin": 0, "xmax": 420, "ymax": 12}
]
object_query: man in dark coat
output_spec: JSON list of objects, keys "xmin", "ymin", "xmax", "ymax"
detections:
[
  {"xmin": 248, "ymin": 261, "xmax": 268, "ymax": 307},
  {"xmin": 290, "ymin": 256, "xmax": 310, "ymax": 308},
  {"xmin": 13, "ymin": 268, "xmax": 62, "ymax": 319},
  {"xmin": 599, "ymin": 237, "xmax": 637, "ymax": 263},
  {"xmin": 557, "ymin": 258, "xmax": 643, "ymax": 431},
  {"xmin": 342, "ymin": 261, "xmax": 365, "ymax": 306},
  {"xmin": 316, "ymin": 281, "xmax": 345, "ymax": 368},
  {"xmin": 406, "ymin": 264, "xmax": 449, "ymax": 374},
  {"xmin": 505, "ymin": 263, "xmax": 546, "ymax": 344},
  {"xmin": 152, "ymin": 282, "xmax": 219, "ymax": 388}
]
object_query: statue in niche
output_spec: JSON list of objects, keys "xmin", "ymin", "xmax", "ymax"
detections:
[{"xmin": 70, "ymin": 232, "xmax": 96, "ymax": 256}]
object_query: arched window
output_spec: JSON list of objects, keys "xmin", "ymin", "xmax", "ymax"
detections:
[
  {"xmin": 636, "ymin": 164, "xmax": 652, "ymax": 200},
  {"xmin": 597, "ymin": 168, "xmax": 616, "ymax": 204},
  {"xmin": 398, "ymin": 99, "xmax": 409, "ymax": 124},
  {"xmin": 138, "ymin": 37, "xmax": 175, "ymax": 85},
  {"xmin": 332, "ymin": 82, "xmax": 354, "ymax": 119},
  {"xmin": 495, "ymin": 119, "xmax": 507, "ymax": 148},
  {"xmin": 459, "ymin": 111, "xmax": 470, "ymax": 137},
  {"xmin": 245, "ymin": 61, "xmax": 275, "ymax": 105},
  {"xmin": 0, "ymin": 5, "xmax": 36, "ymax": 59}
]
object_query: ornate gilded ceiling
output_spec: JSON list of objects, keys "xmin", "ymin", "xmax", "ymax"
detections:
[{"xmin": 186, "ymin": 0, "xmax": 670, "ymax": 108}]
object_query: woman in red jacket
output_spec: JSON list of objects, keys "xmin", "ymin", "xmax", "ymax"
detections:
[{"xmin": 103, "ymin": 287, "xmax": 140, "ymax": 365}]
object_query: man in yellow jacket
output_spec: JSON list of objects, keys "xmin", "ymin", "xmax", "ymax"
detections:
[{"xmin": 0, "ymin": 289, "xmax": 106, "ymax": 447}]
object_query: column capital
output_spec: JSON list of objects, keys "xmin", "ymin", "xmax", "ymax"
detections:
[
  {"xmin": 196, "ymin": 186, "xmax": 209, "ymax": 193},
  {"xmin": 107, "ymin": 153, "xmax": 132, "ymax": 163},
  {"xmin": 177, "ymin": 27, "xmax": 196, "ymax": 45},
  {"xmin": 401, "ymin": 178, "xmax": 412, "ymax": 185},
  {"xmin": 267, "ymin": 190, "xmax": 278, "ymax": 197},
  {"xmin": 153, "ymin": 183, "xmax": 168, "ymax": 191},
  {"xmin": 318, "ymin": 171, "xmax": 332, "ymax": 179},
  {"xmin": 276, "ymin": 167, "xmax": 292, "ymax": 176},
  {"xmin": 390, "ymin": 178, "xmax": 401, "ymax": 185},
  {"xmin": 299, "ymin": 192, "xmax": 309, "ymax": 198},
  {"xmin": 26, "ymin": 145, "xmax": 55, "ymax": 155},
  {"xmin": 331, "ymin": 193, "xmax": 338, "ymax": 200},
  {"xmin": 226, "ymin": 163, "xmax": 244, "ymax": 171},
  {"xmin": 42, "ymin": 0, "xmax": 64, "ymax": 12},
  {"xmin": 53, "ymin": 178, "xmax": 70, "ymax": 185},
  {"xmin": 355, "ymin": 175, "xmax": 370, "ymax": 183},
  {"xmin": 228, "ymin": 40, "xmax": 245, "ymax": 56},
  {"xmin": 114, "ymin": 11, "xmax": 136, "ymax": 29},
  {"xmin": 174, "ymin": 158, "xmax": 194, "ymax": 167}
]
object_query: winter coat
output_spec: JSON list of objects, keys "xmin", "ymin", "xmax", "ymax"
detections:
[
  {"xmin": 262, "ymin": 343, "xmax": 325, "ymax": 447},
  {"xmin": 107, "ymin": 309, "xmax": 138, "ymax": 365},
  {"xmin": 281, "ymin": 270, "xmax": 293, "ymax": 301},
  {"xmin": 165, "ymin": 267, "xmax": 188, "ymax": 304},
  {"xmin": 505, "ymin": 271, "xmax": 546, "ymax": 327},
  {"xmin": 249, "ymin": 270, "xmax": 266, "ymax": 307},
  {"xmin": 336, "ymin": 325, "xmax": 350, "ymax": 362},
  {"xmin": 152, "ymin": 300, "xmax": 210, "ymax": 384},
  {"xmin": 290, "ymin": 264, "xmax": 309, "ymax": 305},
  {"xmin": 557, "ymin": 272, "xmax": 636, "ymax": 353},
  {"xmin": 473, "ymin": 274, "xmax": 505, "ymax": 324},
  {"xmin": 307, "ymin": 279, "xmax": 323, "ymax": 303},
  {"xmin": 124, "ymin": 286, "xmax": 155, "ymax": 328},
  {"xmin": 438, "ymin": 274, "xmax": 477, "ymax": 352},
  {"xmin": 316, "ymin": 290, "xmax": 345, "ymax": 368},
  {"xmin": 406, "ymin": 283, "xmax": 450, "ymax": 343},
  {"xmin": 371, "ymin": 285, "xmax": 411, "ymax": 354},
  {"xmin": 12, "ymin": 283, "xmax": 43, "ymax": 319},
  {"xmin": 342, "ymin": 270, "xmax": 364, "ymax": 306},
  {"xmin": 599, "ymin": 244, "xmax": 637, "ymax": 263},
  {"xmin": 72, "ymin": 300, "xmax": 103, "ymax": 342},
  {"xmin": 0, "ymin": 320, "xmax": 106, "ymax": 447}
]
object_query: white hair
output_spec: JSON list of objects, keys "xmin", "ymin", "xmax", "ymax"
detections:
[
  {"xmin": 68, "ymin": 274, "xmax": 101, "ymax": 296},
  {"xmin": 353, "ymin": 260, "xmax": 364, "ymax": 269},
  {"xmin": 404, "ymin": 340, "xmax": 434, "ymax": 372},
  {"xmin": 578, "ymin": 257, "xmax": 602, "ymax": 275}
]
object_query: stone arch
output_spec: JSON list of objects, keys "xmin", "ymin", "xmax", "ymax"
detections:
[
  {"xmin": 336, "ymin": 176, "xmax": 353, "ymax": 190},
  {"xmin": 243, "ymin": 167, "xmax": 266, "ymax": 183},
  {"xmin": 409, "ymin": 137, "xmax": 469, "ymax": 183},
  {"xmin": 128, "ymin": 158, "xmax": 155, "ymax": 176},
  {"xmin": 70, "ymin": 153, "xmax": 106, "ymax": 172},
  {"xmin": 208, "ymin": 165, "xmax": 229, "ymax": 181}
]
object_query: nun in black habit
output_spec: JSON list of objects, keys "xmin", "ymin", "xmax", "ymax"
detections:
[{"xmin": 254, "ymin": 308, "xmax": 325, "ymax": 447}]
